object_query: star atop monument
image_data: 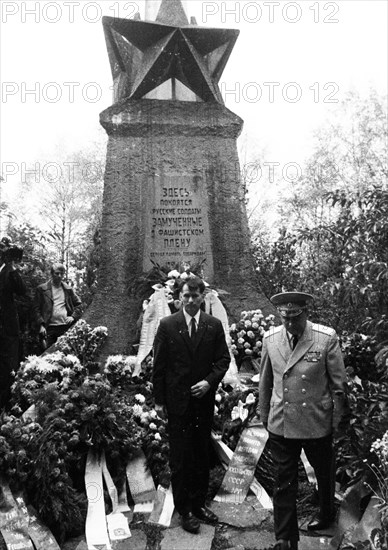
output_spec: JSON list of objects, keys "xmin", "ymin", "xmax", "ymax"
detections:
[{"xmin": 102, "ymin": 0, "xmax": 239, "ymax": 103}]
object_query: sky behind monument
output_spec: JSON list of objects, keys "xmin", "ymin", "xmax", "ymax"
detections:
[{"xmin": 0, "ymin": 0, "xmax": 387, "ymax": 199}]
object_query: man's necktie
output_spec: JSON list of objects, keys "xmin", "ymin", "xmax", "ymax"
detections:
[
  {"xmin": 190, "ymin": 317, "xmax": 197, "ymax": 342},
  {"xmin": 292, "ymin": 336, "xmax": 298, "ymax": 350}
]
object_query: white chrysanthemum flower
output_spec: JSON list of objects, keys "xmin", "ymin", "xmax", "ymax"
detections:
[
  {"xmin": 105, "ymin": 355, "xmax": 124, "ymax": 366},
  {"xmin": 132, "ymin": 404, "xmax": 143, "ymax": 417},
  {"xmin": 154, "ymin": 433, "xmax": 162, "ymax": 441},
  {"xmin": 135, "ymin": 394, "xmax": 146, "ymax": 403}
]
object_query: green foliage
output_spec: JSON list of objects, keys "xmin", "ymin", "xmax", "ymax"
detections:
[
  {"xmin": 251, "ymin": 90, "xmax": 388, "ymax": 336},
  {"xmin": 335, "ymin": 376, "xmax": 388, "ymax": 488},
  {"xmin": 341, "ymin": 333, "xmax": 385, "ymax": 382}
]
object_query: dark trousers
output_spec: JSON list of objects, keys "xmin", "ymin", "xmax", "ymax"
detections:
[
  {"xmin": 47, "ymin": 324, "xmax": 69, "ymax": 348},
  {"xmin": 269, "ymin": 431, "xmax": 335, "ymax": 543},
  {"xmin": 0, "ymin": 334, "xmax": 19, "ymax": 410},
  {"xmin": 167, "ymin": 399, "xmax": 212, "ymax": 515}
]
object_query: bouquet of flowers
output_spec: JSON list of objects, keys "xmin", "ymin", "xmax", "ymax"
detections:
[
  {"xmin": 10, "ymin": 352, "xmax": 86, "ymax": 413},
  {"xmin": 213, "ymin": 387, "xmax": 259, "ymax": 449},
  {"xmin": 230, "ymin": 310, "xmax": 276, "ymax": 367},
  {"xmin": 56, "ymin": 319, "xmax": 108, "ymax": 367},
  {"xmin": 131, "ymin": 393, "xmax": 171, "ymax": 488}
]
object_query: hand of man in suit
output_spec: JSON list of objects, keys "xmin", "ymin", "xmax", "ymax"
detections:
[
  {"xmin": 155, "ymin": 403, "xmax": 167, "ymax": 420},
  {"xmin": 191, "ymin": 380, "xmax": 210, "ymax": 399}
]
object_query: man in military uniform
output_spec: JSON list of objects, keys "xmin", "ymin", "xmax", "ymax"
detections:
[{"xmin": 258, "ymin": 292, "xmax": 347, "ymax": 550}]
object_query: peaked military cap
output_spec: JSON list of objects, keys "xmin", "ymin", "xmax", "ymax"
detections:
[{"xmin": 270, "ymin": 291, "xmax": 314, "ymax": 318}]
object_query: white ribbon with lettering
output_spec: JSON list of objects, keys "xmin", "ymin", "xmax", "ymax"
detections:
[
  {"xmin": 133, "ymin": 288, "xmax": 171, "ymax": 376},
  {"xmin": 84, "ymin": 450, "xmax": 111, "ymax": 550},
  {"xmin": 300, "ymin": 449, "xmax": 318, "ymax": 486},
  {"xmin": 101, "ymin": 452, "xmax": 131, "ymax": 542},
  {"xmin": 213, "ymin": 425, "xmax": 272, "ymax": 508},
  {"xmin": 148, "ymin": 485, "xmax": 175, "ymax": 527},
  {"xmin": 126, "ymin": 450, "xmax": 156, "ymax": 513},
  {"xmin": 14, "ymin": 495, "xmax": 60, "ymax": 550},
  {"xmin": 0, "ymin": 479, "xmax": 34, "ymax": 550},
  {"xmin": 204, "ymin": 290, "xmax": 240, "ymax": 386}
]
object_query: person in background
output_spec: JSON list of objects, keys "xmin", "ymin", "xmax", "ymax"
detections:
[
  {"xmin": 258, "ymin": 291, "xmax": 348, "ymax": 550},
  {"xmin": 33, "ymin": 263, "xmax": 82, "ymax": 349},
  {"xmin": 0, "ymin": 237, "xmax": 26, "ymax": 410},
  {"xmin": 153, "ymin": 276, "xmax": 230, "ymax": 534}
]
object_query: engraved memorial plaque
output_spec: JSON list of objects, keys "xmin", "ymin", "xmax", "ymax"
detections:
[{"xmin": 143, "ymin": 174, "xmax": 214, "ymax": 277}]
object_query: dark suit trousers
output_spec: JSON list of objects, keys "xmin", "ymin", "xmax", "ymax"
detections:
[
  {"xmin": 0, "ymin": 335, "xmax": 19, "ymax": 410},
  {"xmin": 269, "ymin": 432, "xmax": 335, "ymax": 543},
  {"xmin": 167, "ymin": 398, "xmax": 213, "ymax": 515},
  {"xmin": 47, "ymin": 324, "xmax": 70, "ymax": 348}
]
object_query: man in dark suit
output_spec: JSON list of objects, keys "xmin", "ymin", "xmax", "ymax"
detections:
[
  {"xmin": 258, "ymin": 292, "xmax": 348, "ymax": 550},
  {"xmin": 153, "ymin": 276, "xmax": 230, "ymax": 534},
  {"xmin": 0, "ymin": 238, "xmax": 26, "ymax": 410}
]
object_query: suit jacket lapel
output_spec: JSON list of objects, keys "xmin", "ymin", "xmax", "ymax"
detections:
[
  {"xmin": 286, "ymin": 321, "xmax": 314, "ymax": 370},
  {"xmin": 43, "ymin": 281, "xmax": 54, "ymax": 302}
]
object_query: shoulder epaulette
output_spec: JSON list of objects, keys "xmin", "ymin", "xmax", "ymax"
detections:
[
  {"xmin": 312, "ymin": 323, "xmax": 335, "ymax": 336},
  {"xmin": 264, "ymin": 325, "xmax": 282, "ymax": 338}
]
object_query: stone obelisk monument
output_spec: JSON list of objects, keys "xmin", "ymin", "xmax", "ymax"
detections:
[{"xmin": 85, "ymin": 0, "xmax": 273, "ymax": 356}]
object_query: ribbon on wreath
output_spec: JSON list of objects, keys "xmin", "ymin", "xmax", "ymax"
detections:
[
  {"xmin": 148, "ymin": 485, "xmax": 174, "ymax": 527},
  {"xmin": 133, "ymin": 287, "xmax": 171, "ymax": 376},
  {"xmin": 300, "ymin": 449, "xmax": 318, "ymax": 486},
  {"xmin": 14, "ymin": 495, "xmax": 60, "ymax": 550},
  {"xmin": 125, "ymin": 449, "xmax": 156, "ymax": 513},
  {"xmin": 0, "ymin": 478, "xmax": 34, "ymax": 550},
  {"xmin": 84, "ymin": 450, "xmax": 111, "ymax": 550},
  {"xmin": 101, "ymin": 452, "xmax": 131, "ymax": 542},
  {"xmin": 213, "ymin": 424, "xmax": 272, "ymax": 508},
  {"xmin": 204, "ymin": 290, "xmax": 240, "ymax": 387}
]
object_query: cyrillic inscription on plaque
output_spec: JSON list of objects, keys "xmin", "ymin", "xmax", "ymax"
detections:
[{"xmin": 143, "ymin": 175, "xmax": 214, "ymax": 277}]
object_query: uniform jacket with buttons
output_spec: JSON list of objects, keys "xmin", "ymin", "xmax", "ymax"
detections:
[
  {"xmin": 258, "ymin": 320, "xmax": 347, "ymax": 439},
  {"xmin": 153, "ymin": 309, "xmax": 230, "ymax": 417}
]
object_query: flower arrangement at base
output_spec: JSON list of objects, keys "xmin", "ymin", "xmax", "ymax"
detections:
[
  {"xmin": 213, "ymin": 387, "xmax": 259, "ymax": 450},
  {"xmin": 55, "ymin": 319, "xmax": 108, "ymax": 367},
  {"xmin": 10, "ymin": 352, "xmax": 86, "ymax": 413},
  {"xmin": 230, "ymin": 310, "xmax": 276, "ymax": 368}
]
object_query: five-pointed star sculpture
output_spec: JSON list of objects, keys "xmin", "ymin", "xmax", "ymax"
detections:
[{"xmin": 102, "ymin": 0, "xmax": 239, "ymax": 103}]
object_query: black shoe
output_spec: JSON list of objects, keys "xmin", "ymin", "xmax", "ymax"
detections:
[
  {"xmin": 273, "ymin": 541, "xmax": 291, "ymax": 550},
  {"xmin": 307, "ymin": 517, "xmax": 335, "ymax": 531},
  {"xmin": 193, "ymin": 505, "xmax": 218, "ymax": 524},
  {"xmin": 181, "ymin": 512, "xmax": 200, "ymax": 534}
]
